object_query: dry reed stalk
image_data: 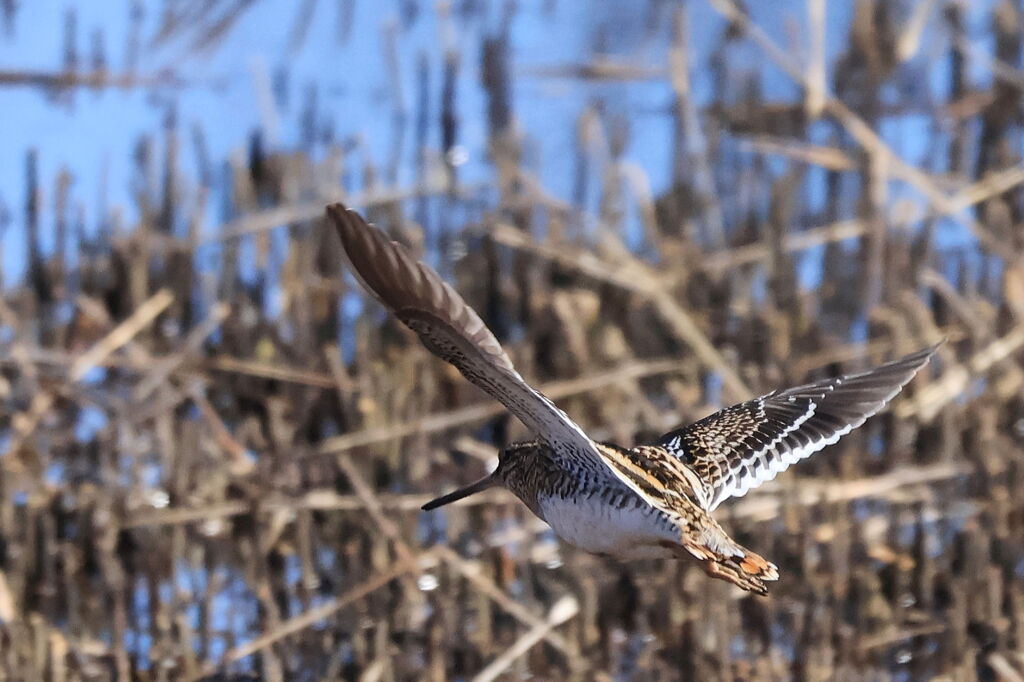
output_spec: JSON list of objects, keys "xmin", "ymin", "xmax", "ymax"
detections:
[
  {"xmin": 204, "ymin": 181, "xmax": 483, "ymax": 245},
  {"xmin": 470, "ymin": 596, "xmax": 580, "ymax": 682},
  {"xmin": 316, "ymin": 357, "xmax": 684, "ymax": 455},
  {"xmin": 805, "ymin": 0, "xmax": 826, "ymax": 119},
  {"xmin": 731, "ymin": 461, "xmax": 974, "ymax": 522},
  {"xmin": 738, "ymin": 136, "xmax": 854, "ymax": 171},
  {"xmin": 118, "ymin": 488, "xmax": 516, "ymax": 530}
]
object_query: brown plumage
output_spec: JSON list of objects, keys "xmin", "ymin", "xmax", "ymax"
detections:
[{"xmin": 327, "ymin": 203, "xmax": 938, "ymax": 595}]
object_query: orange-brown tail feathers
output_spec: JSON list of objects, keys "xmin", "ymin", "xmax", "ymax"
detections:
[{"xmin": 678, "ymin": 532, "xmax": 779, "ymax": 596}]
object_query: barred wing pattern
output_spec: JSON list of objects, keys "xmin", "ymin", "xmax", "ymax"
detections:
[
  {"xmin": 654, "ymin": 345, "xmax": 938, "ymax": 511},
  {"xmin": 326, "ymin": 204, "xmax": 604, "ymax": 468}
]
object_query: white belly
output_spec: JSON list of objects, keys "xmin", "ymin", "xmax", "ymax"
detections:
[{"xmin": 537, "ymin": 493, "xmax": 679, "ymax": 559}]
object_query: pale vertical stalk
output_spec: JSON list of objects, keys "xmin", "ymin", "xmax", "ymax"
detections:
[
  {"xmin": 806, "ymin": 0, "xmax": 826, "ymax": 120},
  {"xmin": 897, "ymin": 0, "xmax": 938, "ymax": 63}
]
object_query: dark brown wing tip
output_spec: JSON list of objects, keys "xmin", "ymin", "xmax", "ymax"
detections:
[
  {"xmin": 886, "ymin": 340, "xmax": 944, "ymax": 384},
  {"xmin": 907, "ymin": 339, "xmax": 944, "ymax": 366},
  {"xmin": 326, "ymin": 202, "xmax": 366, "ymax": 258},
  {"xmin": 326, "ymin": 203, "xmax": 378, "ymax": 265},
  {"xmin": 326, "ymin": 202, "xmax": 525, "ymax": 389},
  {"xmin": 820, "ymin": 341, "xmax": 941, "ymax": 411},
  {"xmin": 325, "ymin": 201, "xmax": 346, "ymax": 219},
  {"xmin": 325, "ymin": 201, "xmax": 418, "ymax": 314},
  {"xmin": 848, "ymin": 340, "xmax": 943, "ymax": 386},
  {"xmin": 325, "ymin": 202, "xmax": 359, "ymax": 241}
]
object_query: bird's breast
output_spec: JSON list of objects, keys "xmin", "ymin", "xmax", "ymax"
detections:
[{"xmin": 536, "ymin": 491, "xmax": 679, "ymax": 559}]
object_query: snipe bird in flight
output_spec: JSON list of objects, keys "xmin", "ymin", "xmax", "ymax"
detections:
[{"xmin": 327, "ymin": 203, "xmax": 937, "ymax": 595}]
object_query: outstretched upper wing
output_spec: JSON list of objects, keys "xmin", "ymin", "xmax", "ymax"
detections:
[
  {"xmin": 326, "ymin": 203, "xmax": 603, "ymax": 467},
  {"xmin": 652, "ymin": 344, "xmax": 939, "ymax": 511}
]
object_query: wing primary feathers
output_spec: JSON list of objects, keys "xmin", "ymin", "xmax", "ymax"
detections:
[
  {"xmin": 327, "ymin": 204, "xmax": 518, "ymax": 375},
  {"xmin": 652, "ymin": 343, "xmax": 941, "ymax": 510},
  {"xmin": 326, "ymin": 203, "xmax": 608, "ymax": 470}
]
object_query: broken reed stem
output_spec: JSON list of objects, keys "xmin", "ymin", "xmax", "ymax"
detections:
[{"xmin": 69, "ymin": 289, "xmax": 175, "ymax": 381}]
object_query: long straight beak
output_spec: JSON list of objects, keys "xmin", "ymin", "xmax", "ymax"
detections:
[{"xmin": 421, "ymin": 474, "xmax": 497, "ymax": 510}]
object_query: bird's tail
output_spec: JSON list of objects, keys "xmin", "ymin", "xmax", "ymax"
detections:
[
  {"xmin": 680, "ymin": 528, "xmax": 780, "ymax": 596},
  {"xmin": 421, "ymin": 474, "xmax": 497, "ymax": 511}
]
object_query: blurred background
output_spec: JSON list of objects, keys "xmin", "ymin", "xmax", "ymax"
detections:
[{"xmin": 1, "ymin": 0, "xmax": 1023, "ymax": 679}]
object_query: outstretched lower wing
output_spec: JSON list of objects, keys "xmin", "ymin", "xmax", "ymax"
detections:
[
  {"xmin": 327, "ymin": 204, "xmax": 603, "ymax": 468},
  {"xmin": 651, "ymin": 344, "xmax": 939, "ymax": 511}
]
